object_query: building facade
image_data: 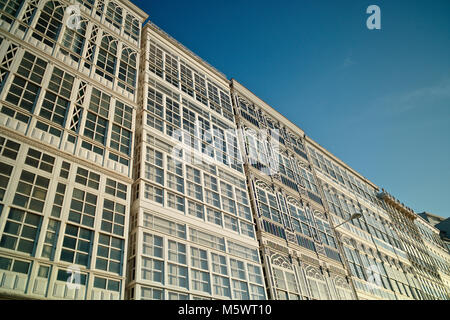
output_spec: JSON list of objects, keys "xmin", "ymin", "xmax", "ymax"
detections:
[
  {"xmin": 379, "ymin": 191, "xmax": 449, "ymax": 299},
  {"xmin": 0, "ymin": 0, "xmax": 448, "ymax": 301},
  {"xmin": 419, "ymin": 212, "xmax": 450, "ymax": 253},
  {"xmin": 125, "ymin": 24, "xmax": 266, "ymax": 300},
  {"xmin": 230, "ymin": 80, "xmax": 354, "ymax": 300},
  {"xmin": 0, "ymin": 0, "xmax": 147, "ymax": 299}
]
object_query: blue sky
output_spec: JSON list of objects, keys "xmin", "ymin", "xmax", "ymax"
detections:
[{"xmin": 132, "ymin": 0, "xmax": 450, "ymax": 218}]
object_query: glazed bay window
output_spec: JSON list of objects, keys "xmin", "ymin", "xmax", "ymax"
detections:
[
  {"xmin": 101, "ymin": 199, "xmax": 125, "ymax": 237},
  {"xmin": 149, "ymin": 41, "xmax": 163, "ymax": 78},
  {"xmin": 60, "ymin": 224, "xmax": 92, "ymax": 267},
  {"xmin": 118, "ymin": 48, "xmax": 137, "ymax": 93},
  {"xmin": 250, "ymin": 284, "xmax": 266, "ymax": 300},
  {"xmin": 299, "ymin": 167, "xmax": 320, "ymax": 195},
  {"xmin": 147, "ymin": 114, "xmax": 163, "ymax": 132},
  {"xmin": 211, "ymin": 253, "xmax": 228, "ymax": 275},
  {"xmin": 13, "ymin": 170, "xmax": 49, "ymax": 213},
  {"xmin": 220, "ymin": 181, "xmax": 236, "ymax": 215},
  {"xmin": 188, "ymin": 201, "xmax": 204, "ymax": 219},
  {"xmin": 168, "ymin": 263, "xmax": 188, "ymax": 289},
  {"xmin": 213, "ymin": 275, "xmax": 231, "ymax": 298},
  {"xmin": 235, "ymin": 189, "xmax": 251, "ymax": 221},
  {"xmin": 124, "ymin": 14, "xmax": 140, "ymax": 41},
  {"xmin": 167, "ymin": 156, "xmax": 184, "ymax": 193},
  {"xmin": 191, "ymin": 269, "xmax": 210, "ymax": 294},
  {"xmin": 165, "ymin": 97, "xmax": 181, "ymax": 128},
  {"xmin": 0, "ymin": 208, "xmax": 42, "ymax": 254},
  {"xmin": 93, "ymin": 277, "xmax": 120, "ymax": 293},
  {"xmin": 224, "ymin": 214, "xmax": 239, "ymax": 233},
  {"xmin": 180, "ymin": 62, "xmax": 194, "ymax": 97},
  {"xmin": 110, "ymin": 124, "xmax": 132, "ymax": 156},
  {"xmin": 0, "ymin": 256, "xmax": 30, "ymax": 275},
  {"xmin": 204, "ymin": 174, "xmax": 220, "ymax": 209},
  {"xmin": 0, "ymin": 138, "xmax": 20, "ymax": 160},
  {"xmin": 257, "ymin": 188, "xmax": 281, "ymax": 224},
  {"xmin": 194, "ymin": 73, "xmax": 208, "ymax": 106},
  {"xmin": 144, "ymin": 183, "xmax": 163, "ymax": 205},
  {"xmin": 186, "ymin": 166, "xmax": 202, "ymax": 201},
  {"xmin": 32, "ymin": 1, "xmax": 63, "ymax": 47},
  {"xmin": 147, "ymin": 87, "xmax": 164, "ymax": 117},
  {"xmin": 143, "ymin": 233, "xmax": 163, "ymax": 258},
  {"xmin": 230, "ymin": 259, "xmax": 246, "ymax": 280},
  {"xmin": 165, "ymin": 53, "xmax": 179, "ymax": 88},
  {"xmin": 191, "ymin": 247, "xmax": 208, "ymax": 270},
  {"xmin": 247, "ymin": 264, "xmax": 263, "ymax": 285},
  {"xmin": 75, "ymin": 167, "xmax": 100, "ymax": 190},
  {"xmin": 168, "ymin": 240, "xmax": 186, "ymax": 265},
  {"xmin": 69, "ymin": 188, "xmax": 97, "ymax": 228},
  {"xmin": 60, "ymin": 19, "xmax": 86, "ymax": 62},
  {"xmin": 206, "ymin": 208, "xmax": 222, "ymax": 227},
  {"xmin": 41, "ymin": 219, "xmax": 60, "ymax": 260},
  {"xmin": 190, "ymin": 228, "xmax": 225, "ymax": 252},
  {"xmin": 96, "ymin": 35, "xmax": 118, "ymax": 82},
  {"xmin": 167, "ymin": 192, "xmax": 184, "ymax": 213},
  {"xmin": 232, "ymin": 280, "xmax": 249, "ymax": 300},
  {"xmin": 96, "ymin": 234, "xmax": 123, "ymax": 275},
  {"xmin": 114, "ymin": 101, "xmax": 133, "ymax": 130},
  {"xmin": 40, "ymin": 67, "xmax": 74, "ymax": 126},
  {"xmin": 89, "ymin": 87, "xmax": 111, "ymax": 118},
  {"xmin": 142, "ymin": 257, "xmax": 163, "ymax": 283},
  {"xmin": 105, "ymin": 179, "xmax": 127, "ymax": 200},
  {"xmin": 5, "ymin": 51, "xmax": 47, "ymax": 113},
  {"xmin": 0, "ymin": 0, "xmax": 24, "ymax": 24},
  {"xmin": 50, "ymin": 183, "xmax": 66, "ymax": 218},
  {"xmin": 105, "ymin": 1, "xmax": 123, "ymax": 29},
  {"xmin": 25, "ymin": 148, "xmax": 55, "ymax": 174},
  {"xmin": 145, "ymin": 147, "xmax": 164, "ymax": 185},
  {"xmin": 240, "ymin": 221, "xmax": 255, "ymax": 239},
  {"xmin": 84, "ymin": 112, "xmax": 108, "ymax": 144},
  {"xmin": 0, "ymin": 161, "xmax": 13, "ymax": 201}
]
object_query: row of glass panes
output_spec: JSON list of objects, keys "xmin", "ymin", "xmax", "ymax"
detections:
[
  {"xmin": 139, "ymin": 230, "xmax": 265, "ymax": 299},
  {"xmin": 143, "ymin": 181, "xmax": 255, "ymax": 240},
  {"xmin": 69, "ymin": 0, "xmax": 141, "ymax": 42},
  {"xmin": 0, "ymin": 253, "xmax": 122, "ymax": 292},
  {"xmin": 237, "ymin": 96, "xmax": 307, "ymax": 154},
  {"xmin": 142, "ymin": 212, "xmax": 259, "ymax": 264},
  {"xmin": 145, "ymin": 85, "xmax": 242, "ymax": 172},
  {"xmin": 147, "ymin": 41, "xmax": 233, "ymax": 121},
  {"xmin": 245, "ymin": 133, "xmax": 320, "ymax": 195},
  {"xmin": 308, "ymin": 146, "xmax": 378, "ymax": 205},
  {"xmin": 0, "ymin": 46, "xmax": 134, "ymax": 158},
  {"xmin": 255, "ymin": 185, "xmax": 337, "ymax": 249}
]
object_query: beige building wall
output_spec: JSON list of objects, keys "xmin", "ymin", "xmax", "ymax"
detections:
[{"xmin": 0, "ymin": 0, "xmax": 147, "ymax": 300}]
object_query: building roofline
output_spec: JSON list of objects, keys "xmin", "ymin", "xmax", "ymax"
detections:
[
  {"xmin": 304, "ymin": 136, "xmax": 379, "ymax": 190},
  {"xmin": 231, "ymin": 78, "xmax": 379, "ymax": 190},
  {"xmin": 142, "ymin": 22, "xmax": 229, "ymax": 83},
  {"xmin": 122, "ymin": 0, "xmax": 149, "ymax": 21},
  {"xmin": 230, "ymin": 79, "xmax": 305, "ymax": 136},
  {"xmin": 420, "ymin": 212, "xmax": 446, "ymax": 221}
]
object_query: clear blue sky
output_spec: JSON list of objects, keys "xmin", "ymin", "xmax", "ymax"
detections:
[{"xmin": 132, "ymin": 0, "xmax": 450, "ymax": 218}]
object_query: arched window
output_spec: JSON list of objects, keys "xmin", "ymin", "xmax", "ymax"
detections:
[
  {"xmin": 271, "ymin": 254, "xmax": 300, "ymax": 300},
  {"xmin": 118, "ymin": 47, "xmax": 136, "ymax": 93},
  {"xmin": 124, "ymin": 13, "xmax": 139, "ymax": 41},
  {"xmin": 105, "ymin": 1, "xmax": 122, "ymax": 29},
  {"xmin": 304, "ymin": 265, "xmax": 330, "ymax": 300},
  {"xmin": 32, "ymin": 1, "xmax": 64, "ymax": 47},
  {"xmin": 95, "ymin": 34, "xmax": 117, "ymax": 82},
  {"xmin": 60, "ymin": 19, "xmax": 87, "ymax": 62},
  {"xmin": 0, "ymin": 0, "xmax": 25, "ymax": 24}
]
